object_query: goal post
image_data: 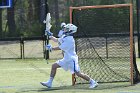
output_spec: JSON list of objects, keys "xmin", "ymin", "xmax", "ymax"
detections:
[
  {"xmin": 70, "ymin": 4, "xmax": 140, "ymax": 86},
  {"xmin": 129, "ymin": 4, "xmax": 134, "ymax": 85}
]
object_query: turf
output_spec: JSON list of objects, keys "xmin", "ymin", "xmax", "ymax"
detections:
[{"xmin": 0, "ymin": 59, "xmax": 140, "ymax": 93}]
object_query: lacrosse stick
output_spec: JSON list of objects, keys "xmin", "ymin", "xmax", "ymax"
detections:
[
  {"xmin": 43, "ymin": 13, "xmax": 52, "ymax": 63},
  {"xmin": 43, "ymin": 13, "xmax": 52, "ymax": 35}
]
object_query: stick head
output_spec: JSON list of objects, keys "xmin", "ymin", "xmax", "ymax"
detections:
[
  {"xmin": 46, "ymin": 13, "xmax": 51, "ymax": 22},
  {"xmin": 45, "ymin": 13, "xmax": 52, "ymax": 31}
]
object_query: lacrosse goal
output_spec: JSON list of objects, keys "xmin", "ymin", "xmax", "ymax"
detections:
[{"xmin": 70, "ymin": 4, "xmax": 140, "ymax": 86}]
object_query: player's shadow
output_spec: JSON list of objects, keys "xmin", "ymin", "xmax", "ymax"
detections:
[
  {"xmin": 16, "ymin": 87, "xmax": 60, "ymax": 93},
  {"xmin": 16, "ymin": 83, "xmax": 131, "ymax": 93},
  {"xmin": 38, "ymin": 87, "xmax": 62, "ymax": 92},
  {"xmin": 38, "ymin": 84, "xmax": 130, "ymax": 92},
  {"xmin": 38, "ymin": 85, "xmax": 130, "ymax": 93}
]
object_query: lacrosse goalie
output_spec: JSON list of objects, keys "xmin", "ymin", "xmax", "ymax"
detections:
[{"xmin": 40, "ymin": 23, "xmax": 98, "ymax": 88}]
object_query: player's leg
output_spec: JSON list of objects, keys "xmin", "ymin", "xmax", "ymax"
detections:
[
  {"xmin": 40, "ymin": 63, "xmax": 60, "ymax": 88},
  {"xmin": 72, "ymin": 59, "xmax": 91, "ymax": 81},
  {"xmin": 72, "ymin": 58, "xmax": 98, "ymax": 88},
  {"xmin": 75, "ymin": 72, "xmax": 90, "ymax": 81},
  {"xmin": 75, "ymin": 72, "xmax": 98, "ymax": 88},
  {"xmin": 50, "ymin": 63, "xmax": 61, "ymax": 77}
]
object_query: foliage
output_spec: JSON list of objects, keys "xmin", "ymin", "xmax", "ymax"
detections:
[{"xmin": 0, "ymin": 0, "xmax": 138, "ymax": 38}]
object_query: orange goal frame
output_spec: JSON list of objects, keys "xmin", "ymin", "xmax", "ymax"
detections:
[{"xmin": 69, "ymin": 4, "xmax": 133, "ymax": 85}]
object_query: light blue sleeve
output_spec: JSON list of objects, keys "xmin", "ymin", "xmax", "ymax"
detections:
[{"xmin": 58, "ymin": 38, "xmax": 71, "ymax": 51}]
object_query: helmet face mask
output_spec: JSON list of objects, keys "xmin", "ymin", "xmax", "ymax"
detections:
[{"xmin": 64, "ymin": 24, "xmax": 77, "ymax": 35}]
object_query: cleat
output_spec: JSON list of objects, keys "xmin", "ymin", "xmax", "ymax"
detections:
[{"xmin": 40, "ymin": 81, "xmax": 52, "ymax": 88}]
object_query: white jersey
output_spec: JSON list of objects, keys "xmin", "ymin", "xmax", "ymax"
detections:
[
  {"xmin": 58, "ymin": 35, "xmax": 78, "ymax": 60},
  {"xmin": 56, "ymin": 35, "xmax": 80, "ymax": 74},
  {"xmin": 58, "ymin": 30, "xmax": 64, "ymax": 37}
]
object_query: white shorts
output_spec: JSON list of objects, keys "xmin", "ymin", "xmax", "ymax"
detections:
[{"xmin": 56, "ymin": 57, "xmax": 80, "ymax": 74}]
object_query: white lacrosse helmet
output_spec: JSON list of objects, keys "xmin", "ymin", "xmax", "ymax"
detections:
[
  {"xmin": 64, "ymin": 23, "xmax": 78, "ymax": 34},
  {"xmin": 61, "ymin": 22, "xmax": 66, "ymax": 28}
]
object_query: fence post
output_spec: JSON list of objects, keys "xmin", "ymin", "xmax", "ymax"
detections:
[
  {"xmin": 43, "ymin": 36, "xmax": 45, "ymax": 59},
  {"xmin": 46, "ymin": 36, "xmax": 49, "ymax": 59},
  {"xmin": 105, "ymin": 36, "xmax": 108, "ymax": 59},
  {"xmin": 22, "ymin": 37, "xmax": 25, "ymax": 59},
  {"xmin": 44, "ymin": 35, "xmax": 49, "ymax": 60},
  {"xmin": 20, "ymin": 36, "xmax": 23, "ymax": 59}
]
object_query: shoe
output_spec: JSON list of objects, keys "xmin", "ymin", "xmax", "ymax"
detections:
[
  {"xmin": 40, "ymin": 81, "xmax": 52, "ymax": 88},
  {"xmin": 89, "ymin": 79, "xmax": 98, "ymax": 88}
]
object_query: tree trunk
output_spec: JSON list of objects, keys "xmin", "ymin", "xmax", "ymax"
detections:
[
  {"xmin": 40, "ymin": 0, "xmax": 47, "ymax": 22},
  {"xmin": 7, "ymin": 7, "xmax": 16, "ymax": 37},
  {"xmin": 54, "ymin": 0, "xmax": 59, "ymax": 30},
  {"xmin": 33, "ymin": 0, "xmax": 40, "ymax": 21},
  {"xmin": 27, "ymin": 0, "xmax": 33, "ymax": 23},
  {"xmin": 0, "ymin": 9, "xmax": 2, "ymax": 38}
]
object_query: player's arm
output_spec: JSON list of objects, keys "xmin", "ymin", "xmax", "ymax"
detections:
[
  {"xmin": 52, "ymin": 46, "xmax": 61, "ymax": 50},
  {"xmin": 45, "ymin": 30, "xmax": 58, "ymax": 42},
  {"xmin": 50, "ymin": 36, "xmax": 58, "ymax": 42},
  {"xmin": 46, "ymin": 45, "xmax": 61, "ymax": 51}
]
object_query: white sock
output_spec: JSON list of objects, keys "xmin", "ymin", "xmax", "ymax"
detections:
[
  {"xmin": 90, "ymin": 79, "xmax": 95, "ymax": 83},
  {"xmin": 48, "ymin": 77, "xmax": 54, "ymax": 83}
]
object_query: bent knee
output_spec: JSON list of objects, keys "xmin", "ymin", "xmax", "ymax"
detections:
[
  {"xmin": 52, "ymin": 63, "xmax": 60, "ymax": 69},
  {"xmin": 75, "ymin": 72, "xmax": 81, "ymax": 77}
]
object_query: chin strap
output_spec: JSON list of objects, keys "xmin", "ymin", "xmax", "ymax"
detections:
[{"xmin": 63, "ymin": 31, "xmax": 74, "ymax": 36}]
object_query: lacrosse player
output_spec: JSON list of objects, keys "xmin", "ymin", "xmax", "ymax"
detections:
[
  {"xmin": 58, "ymin": 22, "xmax": 66, "ymax": 37},
  {"xmin": 40, "ymin": 23, "xmax": 98, "ymax": 88}
]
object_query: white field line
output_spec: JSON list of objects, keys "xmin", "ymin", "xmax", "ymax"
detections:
[
  {"xmin": 0, "ymin": 68, "xmax": 62, "ymax": 71},
  {"xmin": 0, "ymin": 68, "xmax": 51, "ymax": 70}
]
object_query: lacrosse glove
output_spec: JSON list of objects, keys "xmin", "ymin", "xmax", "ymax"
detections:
[
  {"xmin": 45, "ymin": 30, "xmax": 53, "ymax": 38},
  {"xmin": 46, "ymin": 44, "xmax": 52, "ymax": 52}
]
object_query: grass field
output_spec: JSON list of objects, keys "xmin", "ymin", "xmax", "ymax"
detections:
[{"xmin": 0, "ymin": 59, "xmax": 140, "ymax": 93}]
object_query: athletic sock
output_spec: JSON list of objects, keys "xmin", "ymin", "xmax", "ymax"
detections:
[
  {"xmin": 48, "ymin": 77, "xmax": 54, "ymax": 83},
  {"xmin": 89, "ymin": 79, "xmax": 95, "ymax": 83}
]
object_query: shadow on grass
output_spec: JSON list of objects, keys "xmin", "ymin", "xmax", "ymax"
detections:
[
  {"xmin": 15, "ymin": 88, "xmax": 59, "ymax": 93},
  {"xmin": 15, "ymin": 82, "xmax": 131, "ymax": 93}
]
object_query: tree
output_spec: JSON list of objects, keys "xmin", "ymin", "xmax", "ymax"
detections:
[
  {"xmin": 40, "ymin": 0, "xmax": 47, "ymax": 22},
  {"xmin": 33, "ymin": 0, "xmax": 40, "ymax": 21},
  {"xmin": 55, "ymin": 0, "xmax": 59, "ymax": 28},
  {"xmin": 27, "ymin": 0, "xmax": 33, "ymax": 23},
  {"xmin": 7, "ymin": 6, "xmax": 16, "ymax": 37},
  {"xmin": 54, "ymin": 0, "xmax": 59, "ymax": 31}
]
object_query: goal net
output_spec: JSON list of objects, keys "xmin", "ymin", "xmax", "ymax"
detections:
[{"xmin": 70, "ymin": 4, "xmax": 140, "ymax": 86}]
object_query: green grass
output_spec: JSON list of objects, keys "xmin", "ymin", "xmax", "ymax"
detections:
[{"xmin": 0, "ymin": 59, "xmax": 140, "ymax": 93}]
